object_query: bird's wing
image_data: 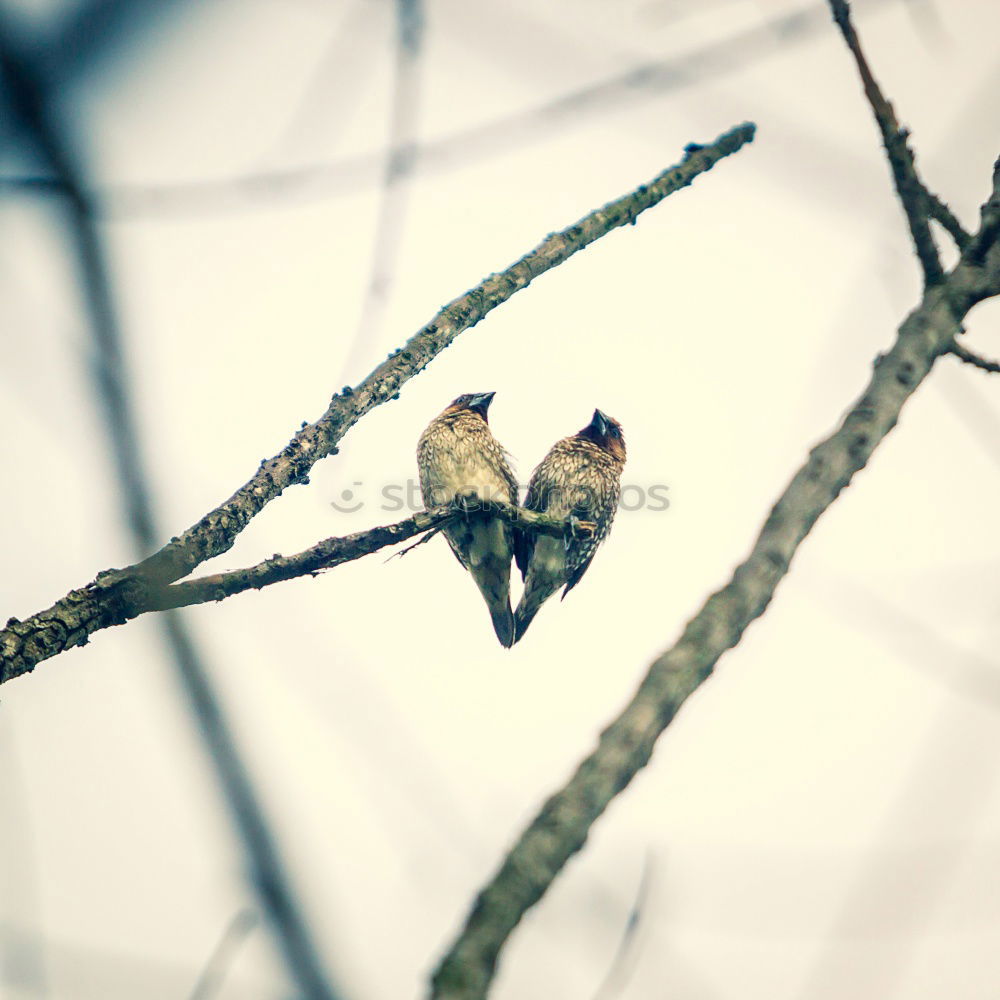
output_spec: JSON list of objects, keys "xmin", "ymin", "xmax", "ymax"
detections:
[
  {"xmin": 562, "ymin": 472, "xmax": 618, "ymax": 597},
  {"xmin": 562, "ymin": 547, "xmax": 598, "ymax": 597}
]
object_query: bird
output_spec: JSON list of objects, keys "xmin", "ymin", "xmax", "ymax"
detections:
[
  {"xmin": 417, "ymin": 392, "xmax": 518, "ymax": 647},
  {"xmin": 513, "ymin": 409, "xmax": 626, "ymax": 642}
]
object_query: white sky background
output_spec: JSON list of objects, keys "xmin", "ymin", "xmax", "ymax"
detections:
[{"xmin": 2, "ymin": 0, "xmax": 1000, "ymax": 997}]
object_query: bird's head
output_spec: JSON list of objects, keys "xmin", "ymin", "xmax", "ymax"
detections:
[
  {"xmin": 446, "ymin": 391, "xmax": 496, "ymax": 422},
  {"xmin": 578, "ymin": 408, "xmax": 626, "ymax": 462}
]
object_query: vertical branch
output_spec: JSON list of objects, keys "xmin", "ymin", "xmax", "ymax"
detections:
[
  {"xmin": 828, "ymin": 0, "xmax": 944, "ymax": 285},
  {"xmin": 0, "ymin": 21, "xmax": 346, "ymax": 1000},
  {"xmin": 339, "ymin": 0, "xmax": 425, "ymax": 381}
]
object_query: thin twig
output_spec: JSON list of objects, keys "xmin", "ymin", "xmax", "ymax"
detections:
[
  {"xmin": 426, "ymin": 187, "xmax": 1000, "ymax": 1000},
  {"xmin": 386, "ymin": 524, "xmax": 445, "ymax": 561},
  {"xmin": 828, "ymin": 0, "xmax": 944, "ymax": 286},
  {"xmin": 927, "ymin": 191, "xmax": 972, "ymax": 249},
  {"xmin": 949, "ymin": 340, "xmax": 1000, "ymax": 374},
  {"xmin": 963, "ymin": 156, "xmax": 1000, "ymax": 264}
]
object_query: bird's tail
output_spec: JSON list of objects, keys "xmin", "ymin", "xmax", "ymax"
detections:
[
  {"xmin": 513, "ymin": 587, "xmax": 545, "ymax": 644},
  {"xmin": 468, "ymin": 558, "xmax": 515, "ymax": 649},
  {"xmin": 489, "ymin": 599, "xmax": 515, "ymax": 649}
]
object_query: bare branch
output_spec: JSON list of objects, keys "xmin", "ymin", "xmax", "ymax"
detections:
[
  {"xmin": 828, "ymin": 0, "xmax": 944, "ymax": 285},
  {"xmin": 927, "ymin": 191, "xmax": 972, "ymax": 249},
  {"xmin": 963, "ymin": 156, "xmax": 1000, "ymax": 264},
  {"xmin": 153, "ymin": 502, "xmax": 574, "ymax": 612},
  {"xmin": 427, "ymin": 185, "xmax": 1000, "ymax": 1000},
  {"xmin": 0, "ymin": 502, "xmax": 583, "ymax": 679},
  {"xmin": 949, "ymin": 341, "xmax": 1000, "ymax": 374}
]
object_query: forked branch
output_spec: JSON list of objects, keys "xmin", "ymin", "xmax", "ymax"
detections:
[{"xmin": 829, "ymin": 0, "xmax": 946, "ymax": 284}]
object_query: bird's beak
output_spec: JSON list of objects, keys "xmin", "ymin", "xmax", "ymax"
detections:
[
  {"xmin": 468, "ymin": 391, "xmax": 496, "ymax": 416},
  {"xmin": 589, "ymin": 409, "xmax": 610, "ymax": 437}
]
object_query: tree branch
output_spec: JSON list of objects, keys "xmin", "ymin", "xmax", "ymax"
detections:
[
  {"xmin": 828, "ymin": 0, "xmax": 945, "ymax": 286},
  {"xmin": 927, "ymin": 191, "xmax": 972, "ymax": 250},
  {"xmin": 949, "ymin": 340, "xmax": 1000, "ymax": 374},
  {"xmin": 154, "ymin": 502, "xmax": 573, "ymax": 612},
  {"xmin": 426, "ymin": 137, "xmax": 1000, "ymax": 1000},
  {"xmin": 0, "ymin": 502, "xmax": 580, "ymax": 682}
]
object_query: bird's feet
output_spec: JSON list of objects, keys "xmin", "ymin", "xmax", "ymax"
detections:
[
  {"xmin": 452, "ymin": 490, "xmax": 482, "ymax": 516},
  {"xmin": 567, "ymin": 514, "xmax": 597, "ymax": 539}
]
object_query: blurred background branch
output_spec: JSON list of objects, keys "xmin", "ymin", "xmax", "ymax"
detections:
[
  {"xmin": 1, "ymin": 1, "xmax": 998, "ymax": 998},
  {"xmin": 0, "ymin": 10, "xmax": 346, "ymax": 999},
  {"xmin": 338, "ymin": 0, "xmax": 425, "ymax": 384},
  {"xmin": 0, "ymin": 0, "xmax": 882, "ymax": 217},
  {"xmin": 428, "ymin": 3, "xmax": 1000, "ymax": 994}
]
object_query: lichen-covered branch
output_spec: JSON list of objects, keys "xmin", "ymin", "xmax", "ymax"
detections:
[
  {"xmin": 0, "ymin": 502, "xmax": 577, "ymax": 683},
  {"xmin": 829, "ymin": 0, "xmax": 945, "ymax": 286},
  {"xmin": 427, "ymin": 186, "xmax": 1000, "ymax": 1000}
]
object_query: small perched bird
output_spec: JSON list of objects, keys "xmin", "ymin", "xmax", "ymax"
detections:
[
  {"xmin": 513, "ymin": 409, "xmax": 626, "ymax": 642},
  {"xmin": 417, "ymin": 392, "xmax": 518, "ymax": 647}
]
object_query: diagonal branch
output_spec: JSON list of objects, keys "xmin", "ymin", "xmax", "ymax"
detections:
[
  {"xmin": 828, "ymin": 0, "xmax": 945, "ymax": 285},
  {"xmin": 426, "ymin": 168, "xmax": 1000, "ymax": 1000},
  {"xmin": 153, "ymin": 502, "xmax": 574, "ymax": 612},
  {"xmin": 927, "ymin": 191, "xmax": 972, "ymax": 250},
  {"xmin": 0, "ymin": 502, "xmax": 581, "ymax": 681}
]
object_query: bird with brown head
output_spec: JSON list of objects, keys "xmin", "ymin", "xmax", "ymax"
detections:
[{"xmin": 513, "ymin": 409, "xmax": 626, "ymax": 642}]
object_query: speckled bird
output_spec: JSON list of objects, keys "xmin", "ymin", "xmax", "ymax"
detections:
[
  {"xmin": 513, "ymin": 409, "xmax": 626, "ymax": 642},
  {"xmin": 417, "ymin": 392, "xmax": 518, "ymax": 647}
]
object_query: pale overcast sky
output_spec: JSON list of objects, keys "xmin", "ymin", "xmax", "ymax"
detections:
[{"xmin": 2, "ymin": 1, "xmax": 1000, "ymax": 998}]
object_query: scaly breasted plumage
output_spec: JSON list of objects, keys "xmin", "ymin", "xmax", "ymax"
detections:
[
  {"xmin": 417, "ymin": 392, "xmax": 518, "ymax": 647},
  {"xmin": 513, "ymin": 409, "xmax": 626, "ymax": 642}
]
